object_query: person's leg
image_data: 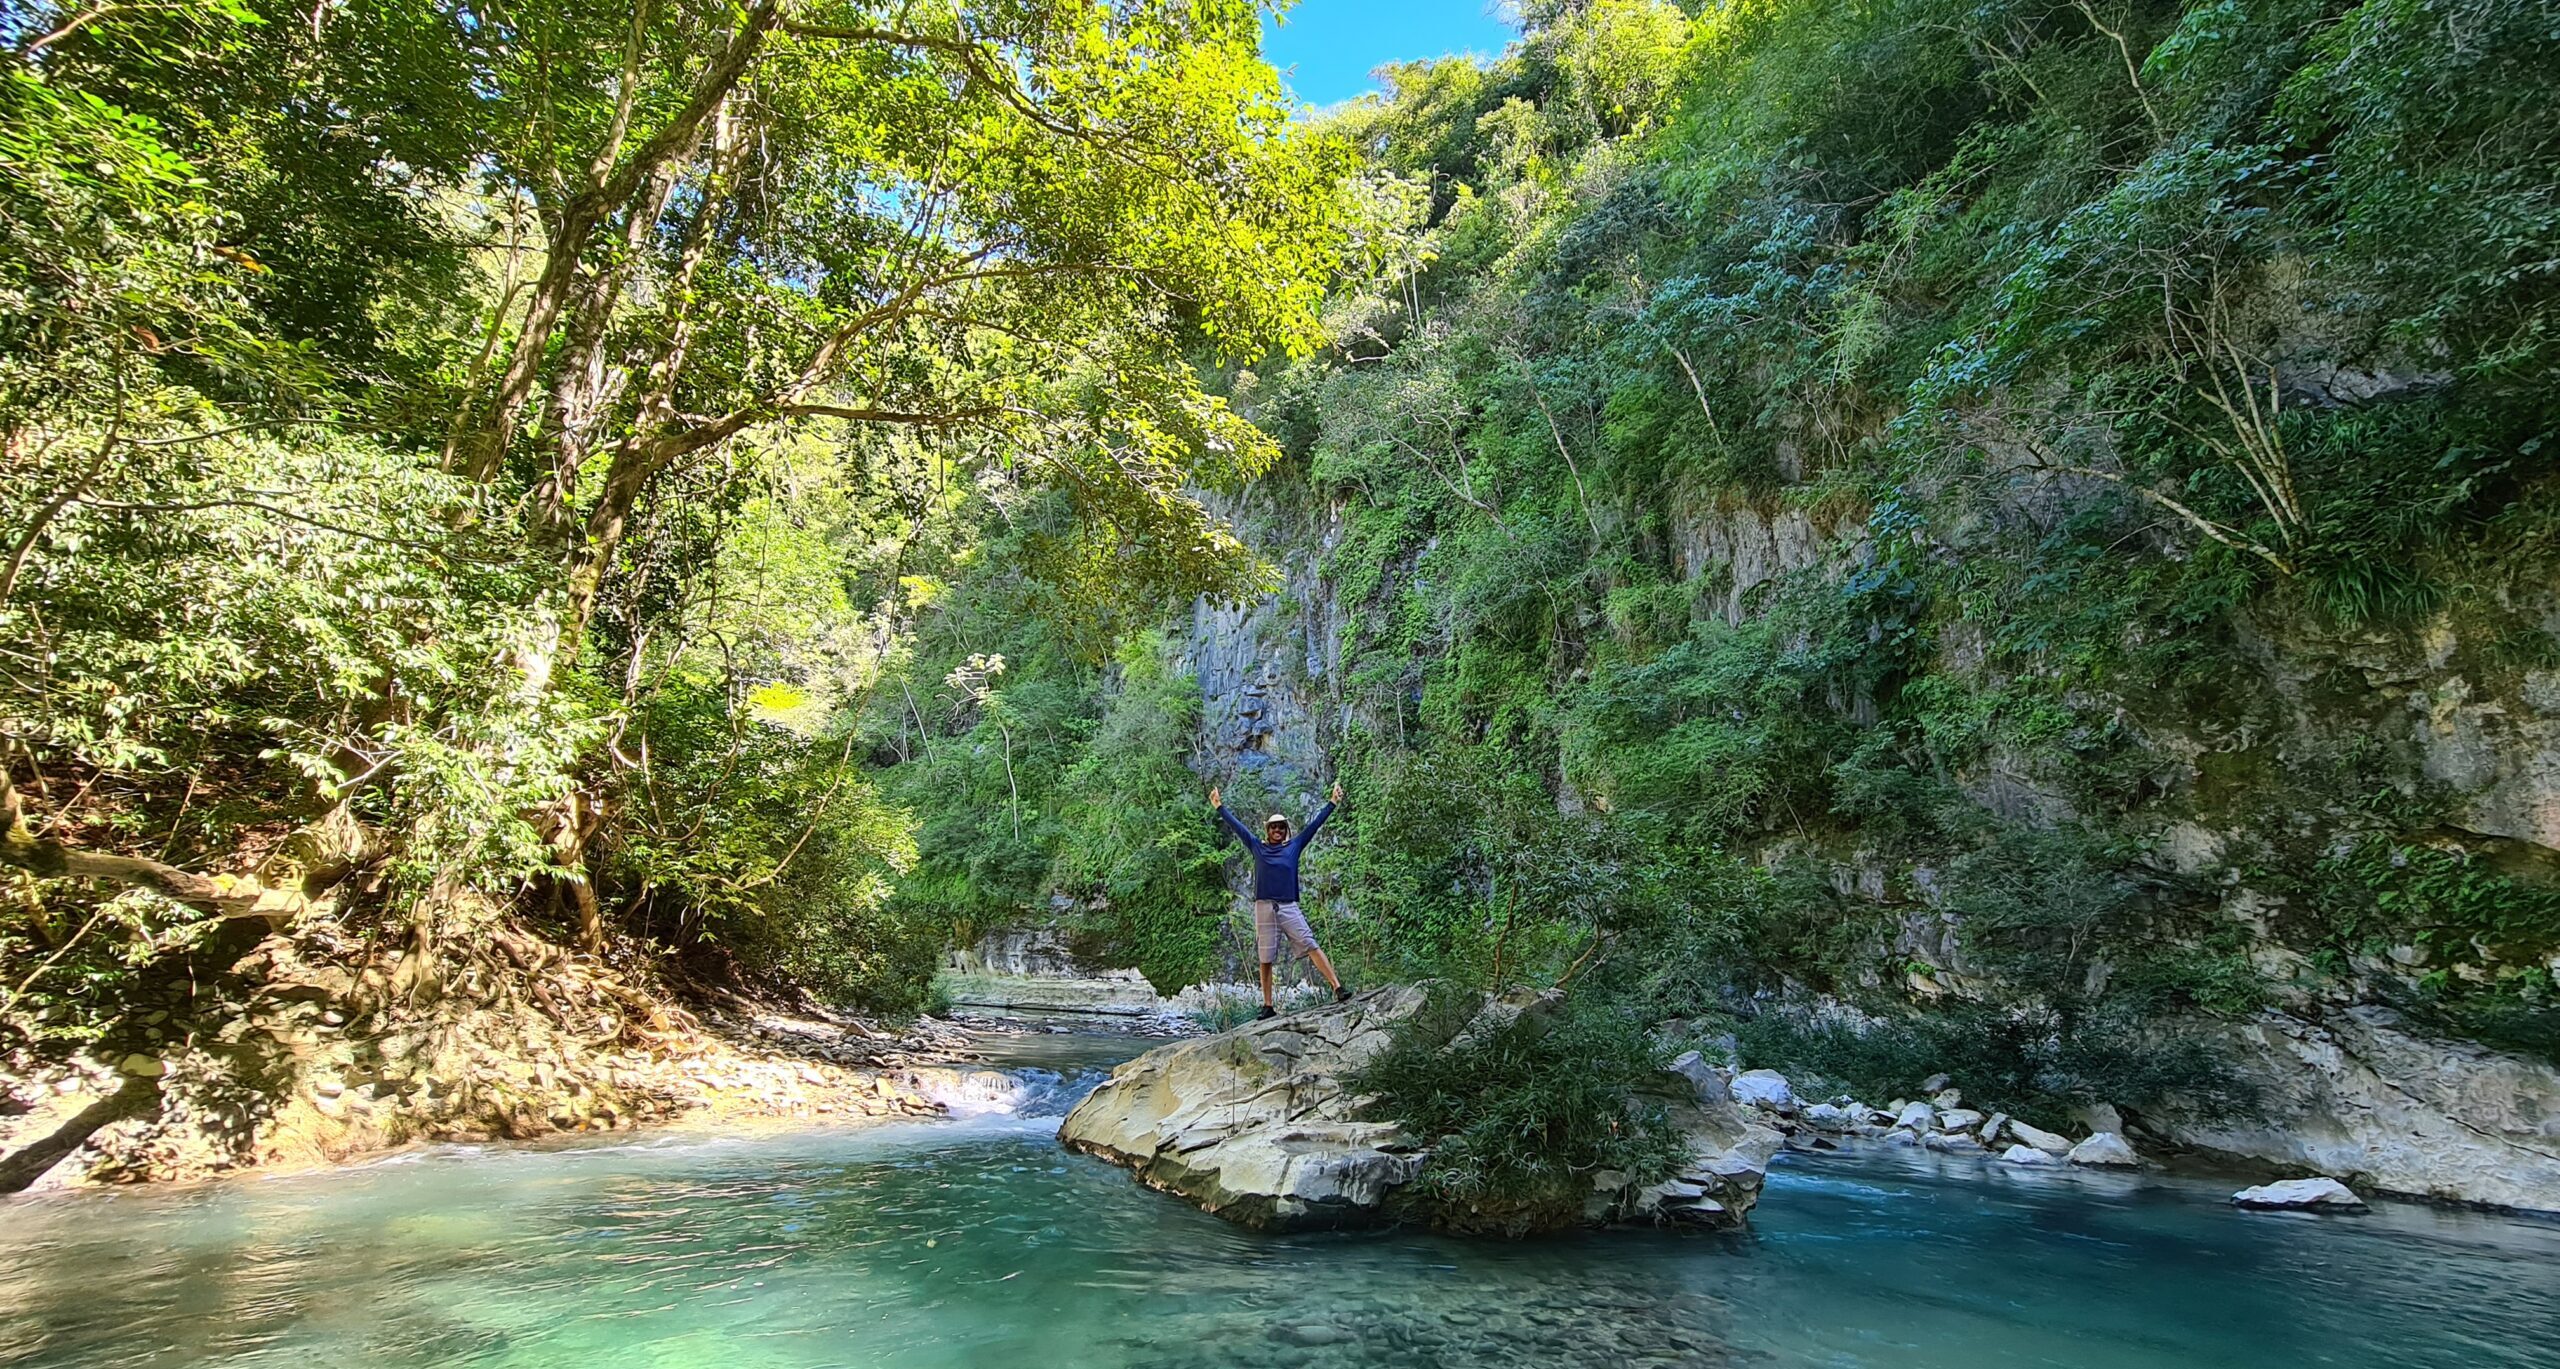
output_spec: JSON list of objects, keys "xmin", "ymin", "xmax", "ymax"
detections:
[
  {"xmin": 1274, "ymin": 903, "xmax": 1346, "ymax": 999},
  {"xmin": 1253, "ymin": 900, "xmax": 1279, "ymax": 1010},
  {"xmin": 1307, "ymin": 947, "xmax": 1343, "ymax": 992}
]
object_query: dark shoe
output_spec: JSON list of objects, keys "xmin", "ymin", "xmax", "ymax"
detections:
[
  {"xmin": 1334, "ymin": 986, "xmax": 1353, "ymax": 1003},
  {"xmin": 1255, "ymin": 1005, "xmax": 1277, "ymax": 1021}
]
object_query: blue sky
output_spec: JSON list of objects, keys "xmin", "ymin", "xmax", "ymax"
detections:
[{"xmin": 1261, "ymin": 0, "xmax": 1521, "ymax": 108}]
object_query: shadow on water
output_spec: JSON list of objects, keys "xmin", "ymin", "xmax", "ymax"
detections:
[{"xmin": 3, "ymin": 1059, "xmax": 2557, "ymax": 1368}]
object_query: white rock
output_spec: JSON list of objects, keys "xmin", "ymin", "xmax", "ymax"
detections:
[
  {"xmin": 117, "ymin": 1053, "xmax": 166, "ymax": 1079},
  {"xmin": 2001, "ymin": 1144, "xmax": 2060, "ymax": 1166},
  {"xmin": 1799, "ymin": 1102, "xmax": 1852, "ymax": 1131},
  {"xmin": 1924, "ymin": 1132, "xmax": 1984, "ymax": 1154},
  {"xmin": 1893, "ymin": 1100, "xmax": 1935, "ymax": 1131},
  {"xmin": 2068, "ymin": 1132, "xmax": 2140, "ymax": 1167},
  {"xmin": 1980, "ymin": 1112, "xmax": 2008, "ymax": 1146},
  {"xmin": 2232, "ymin": 1178, "xmax": 2368, "ymax": 1212},
  {"xmin": 1937, "ymin": 1108, "xmax": 1985, "ymax": 1132},
  {"xmin": 1931, "ymin": 1088, "xmax": 1963, "ymax": 1109},
  {"xmin": 1730, "ymin": 1069, "xmax": 1797, "ymax": 1112},
  {"xmin": 1919, "ymin": 1073, "xmax": 1952, "ymax": 1093},
  {"xmin": 2008, "ymin": 1120, "xmax": 2073, "ymax": 1155}
]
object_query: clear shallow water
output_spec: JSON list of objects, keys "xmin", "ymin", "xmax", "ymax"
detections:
[{"xmin": 4, "ymin": 1049, "xmax": 2557, "ymax": 1369}]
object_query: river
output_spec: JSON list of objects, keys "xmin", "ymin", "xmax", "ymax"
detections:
[{"xmin": 3, "ymin": 1025, "xmax": 2555, "ymax": 1368}]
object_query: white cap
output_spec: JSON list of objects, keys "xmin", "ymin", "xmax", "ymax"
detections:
[{"xmin": 1266, "ymin": 813, "xmax": 1289, "ymax": 827}]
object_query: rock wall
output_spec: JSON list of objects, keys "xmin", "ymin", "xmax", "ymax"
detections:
[
  {"xmin": 2163, "ymin": 1006, "xmax": 2560, "ymax": 1210},
  {"xmin": 1188, "ymin": 470, "xmax": 2560, "ymax": 1213},
  {"xmin": 939, "ymin": 927, "xmax": 1179, "ymax": 1016},
  {"xmin": 948, "ymin": 927, "xmax": 1093, "ymax": 978},
  {"xmin": 1178, "ymin": 489, "xmax": 1344, "ymax": 820}
]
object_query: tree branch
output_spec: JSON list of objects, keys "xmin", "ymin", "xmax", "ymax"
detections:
[{"xmin": 0, "ymin": 770, "xmax": 309, "ymax": 923}]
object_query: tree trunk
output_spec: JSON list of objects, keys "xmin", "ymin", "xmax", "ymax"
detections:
[{"xmin": 0, "ymin": 1076, "xmax": 163, "ymax": 1194}]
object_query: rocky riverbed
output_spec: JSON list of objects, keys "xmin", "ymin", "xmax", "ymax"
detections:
[
  {"xmin": 0, "ymin": 928, "xmax": 1151, "ymax": 1192},
  {"xmin": 1707, "ymin": 1062, "xmax": 2469, "ymax": 1214}
]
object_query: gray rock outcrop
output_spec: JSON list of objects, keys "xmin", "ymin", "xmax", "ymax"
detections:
[
  {"xmin": 1058, "ymin": 987, "xmax": 1780, "ymax": 1234},
  {"xmin": 2162, "ymin": 1006, "xmax": 2560, "ymax": 1211}
]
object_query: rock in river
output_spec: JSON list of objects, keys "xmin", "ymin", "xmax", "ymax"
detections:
[
  {"xmin": 2232, "ymin": 1177, "xmax": 2369, "ymax": 1212},
  {"xmin": 1058, "ymin": 987, "xmax": 1780, "ymax": 1234},
  {"xmin": 2068, "ymin": 1132, "xmax": 2141, "ymax": 1167},
  {"xmin": 2006, "ymin": 1120, "xmax": 2073, "ymax": 1155},
  {"xmin": 1799, "ymin": 1102, "xmax": 1853, "ymax": 1131}
]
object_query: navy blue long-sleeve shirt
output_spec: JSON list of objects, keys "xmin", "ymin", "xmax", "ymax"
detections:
[{"xmin": 1216, "ymin": 802, "xmax": 1333, "ymax": 902}]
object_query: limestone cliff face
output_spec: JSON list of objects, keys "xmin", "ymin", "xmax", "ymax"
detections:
[
  {"xmin": 1176, "ymin": 488, "xmax": 1345, "ymax": 819},
  {"xmin": 2260, "ymin": 620, "xmax": 2560, "ymax": 853},
  {"xmin": 939, "ymin": 928, "xmax": 1169, "ymax": 1015},
  {"xmin": 2162, "ymin": 1006, "xmax": 2560, "ymax": 1210},
  {"xmin": 1189, "ymin": 479, "xmax": 2560, "ymax": 1212}
]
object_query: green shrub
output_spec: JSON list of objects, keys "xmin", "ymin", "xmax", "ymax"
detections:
[
  {"xmin": 1350, "ymin": 986, "xmax": 1688, "ymax": 1235},
  {"xmin": 1735, "ymin": 1001, "xmax": 2258, "ymax": 1130},
  {"xmin": 2289, "ymin": 835, "xmax": 2560, "ymax": 1063},
  {"xmin": 1048, "ymin": 634, "xmax": 1227, "ymax": 991}
]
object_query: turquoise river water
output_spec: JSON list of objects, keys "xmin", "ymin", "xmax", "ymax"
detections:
[{"xmin": 4, "ymin": 1028, "xmax": 2557, "ymax": 1368}]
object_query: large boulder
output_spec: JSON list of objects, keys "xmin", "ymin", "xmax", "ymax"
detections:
[
  {"xmin": 1058, "ymin": 988, "xmax": 1779, "ymax": 1234},
  {"xmin": 1666, "ymin": 1049, "xmax": 1731, "ymax": 1104},
  {"xmin": 1799, "ymin": 1102, "xmax": 1854, "ymax": 1131}
]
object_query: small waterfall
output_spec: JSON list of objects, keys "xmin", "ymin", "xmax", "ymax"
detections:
[{"xmin": 895, "ymin": 1064, "xmax": 1110, "ymax": 1119}]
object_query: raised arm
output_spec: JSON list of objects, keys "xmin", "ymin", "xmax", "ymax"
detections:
[
  {"xmin": 1297, "ymin": 798, "xmax": 1336, "ymax": 845},
  {"xmin": 1211, "ymin": 786, "xmax": 1253, "ymax": 845}
]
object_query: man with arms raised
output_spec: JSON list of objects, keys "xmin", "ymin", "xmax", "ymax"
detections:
[{"xmin": 1211, "ymin": 782, "xmax": 1352, "ymax": 1020}]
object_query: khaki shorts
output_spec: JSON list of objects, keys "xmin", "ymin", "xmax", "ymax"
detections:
[{"xmin": 1254, "ymin": 899, "xmax": 1321, "ymax": 965}]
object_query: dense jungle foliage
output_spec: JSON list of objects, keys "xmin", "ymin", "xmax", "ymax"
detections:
[
  {"xmin": 882, "ymin": 0, "xmax": 2560, "ymax": 1130},
  {"xmin": 0, "ymin": 0, "xmax": 1341, "ymax": 1040},
  {"xmin": 6, "ymin": 0, "xmax": 2560, "ymax": 1164}
]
